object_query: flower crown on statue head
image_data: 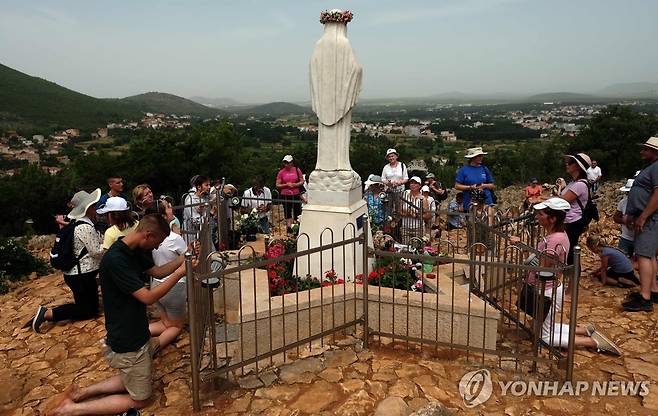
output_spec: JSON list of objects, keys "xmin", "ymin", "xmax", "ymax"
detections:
[{"xmin": 319, "ymin": 9, "xmax": 353, "ymax": 24}]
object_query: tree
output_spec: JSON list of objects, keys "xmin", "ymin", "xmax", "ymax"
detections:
[{"xmin": 569, "ymin": 105, "xmax": 658, "ymax": 179}]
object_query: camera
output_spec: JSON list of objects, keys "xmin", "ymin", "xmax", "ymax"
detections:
[{"xmin": 471, "ymin": 188, "xmax": 485, "ymax": 203}]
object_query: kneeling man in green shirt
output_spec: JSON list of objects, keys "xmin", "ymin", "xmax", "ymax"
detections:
[{"xmin": 48, "ymin": 214, "xmax": 196, "ymax": 415}]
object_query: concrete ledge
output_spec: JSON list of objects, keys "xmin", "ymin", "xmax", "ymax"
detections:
[{"xmin": 215, "ymin": 265, "xmax": 500, "ymax": 362}]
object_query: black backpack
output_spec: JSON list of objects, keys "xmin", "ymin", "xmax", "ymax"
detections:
[
  {"xmin": 430, "ymin": 181, "xmax": 449, "ymax": 202},
  {"xmin": 575, "ymin": 179, "xmax": 599, "ymax": 226},
  {"xmin": 50, "ymin": 221, "xmax": 88, "ymax": 273}
]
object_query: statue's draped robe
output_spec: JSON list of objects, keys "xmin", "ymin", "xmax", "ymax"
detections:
[{"xmin": 309, "ymin": 23, "xmax": 362, "ymax": 172}]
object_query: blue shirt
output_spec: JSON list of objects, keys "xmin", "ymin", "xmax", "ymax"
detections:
[
  {"xmin": 601, "ymin": 246, "xmax": 633, "ymax": 274},
  {"xmin": 626, "ymin": 160, "xmax": 658, "ymax": 220},
  {"xmin": 448, "ymin": 199, "xmax": 465, "ymax": 228},
  {"xmin": 455, "ymin": 164, "xmax": 495, "ymax": 210},
  {"xmin": 365, "ymin": 191, "xmax": 385, "ymax": 225}
]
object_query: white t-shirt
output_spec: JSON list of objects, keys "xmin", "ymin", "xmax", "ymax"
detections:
[
  {"xmin": 401, "ymin": 190, "xmax": 424, "ymax": 229},
  {"xmin": 183, "ymin": 191, "xmax": 207, "ymax": 224},
  {"xmin": 381, "ymin": 163, "xmax": 408, "ymax": 191},
  {"xmin": 152, "ymin": 232, "xmax": 187, "ymax": 282},
  {"xmin": 241, "ymin": 187, "xmax": 272, "ymax": 219},
  {"xmin": 617, "ymin": 197, "xmax": 634, "ymax": 241},
  {"xmin": 425, "ymin": 195, "xmax": 436, "ymax": 215},
  {"xmin": 586, "ymin": 166, "xmax": 602, "ymax": 182}
]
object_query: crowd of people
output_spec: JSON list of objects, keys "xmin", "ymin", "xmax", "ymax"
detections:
[{"xmin": 28, "ymin": 134, "xmax": 657, "ymax": 414}]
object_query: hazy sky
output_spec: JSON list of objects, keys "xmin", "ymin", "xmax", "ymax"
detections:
[{"xmin": 1, "ymin": 0, "xmax": 657, "ymax": 103}]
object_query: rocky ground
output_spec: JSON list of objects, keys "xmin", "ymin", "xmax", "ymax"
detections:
[{"xmin": 2, "ymin": 182, "xmax": 657, "ymax": 415}]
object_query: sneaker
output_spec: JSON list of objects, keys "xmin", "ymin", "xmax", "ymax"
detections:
[
  {"xmin": 32, "ymin": 305, "xmax": 47, "ymax": 333},
  {"xmin": 622, "ymin": 296, "xmax": 653, "ymax": 312},
  {"xmin": 590, "ymin": 330, "xmax": 622, "ymax": 356},
  {"xmin": 585, "ymin": 323, "xmax": 596, "ymax": 337},
  {"xmin": 624, "ymin": 291, "xmax": 658, "ymax": 304}
]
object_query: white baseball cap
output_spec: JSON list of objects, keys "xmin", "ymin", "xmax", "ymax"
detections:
[
  {"xmin": 409, "ymin": 176, "xmax": 422, "ymax": 184},
  {"xmin": 96, "ymin": 196, "xmax": 129, "ymax": 214},
  {"xmin": 421, "ymin": 185, "xmax": 430, "ymax": 192},
  {"xmin": 385, "ymin": 148, "xmax": 398, "ymax": 157},
  {"xmin": 282, "ymin": 154, "xmax": 293, "ymax": 162},
  {"xmin": 533, "ymin": 197, "xmax": 570, "ymax": 212}
]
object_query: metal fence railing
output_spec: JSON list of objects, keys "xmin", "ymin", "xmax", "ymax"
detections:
[
  {"xmin": 183, "ymin": 206, "xmax": 367, "ymax": 410},
  {"xmin": 181, "ymin": 192, "xmax": 581, "ymax": 411}
]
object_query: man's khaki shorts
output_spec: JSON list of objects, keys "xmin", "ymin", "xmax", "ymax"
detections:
[{"xmin": 107, "ymin": 340, "xmax": 154, "ymax": 401}]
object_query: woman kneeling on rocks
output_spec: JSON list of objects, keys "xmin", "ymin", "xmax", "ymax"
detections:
[
  {"xmin": 513, "ymin": 198, "xmax": 621, "ymax": 355},
  {"xmin": 33, "ymin": 189, "xmax": 104, "ymax": 333}
]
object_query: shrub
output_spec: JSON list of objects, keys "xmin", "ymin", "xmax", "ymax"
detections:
[{"xmin": 0, "ymin": 238, "xmax": 50, "ymax": 293}]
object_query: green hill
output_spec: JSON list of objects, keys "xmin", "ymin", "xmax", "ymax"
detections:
[
  {"xmin": 0, "ymin": 63, "xmax": 140, "ymax": 132},
  {"xmin": 119, "ymin": 92, "xmax": 223, "ymax": 118},
  {"xmin": 0, "ymin": 63, "xmax": 224, "ymax": 134},
  {"xmin": 234, "ymin": 102, "xmax": 311, "ymax": 116}
]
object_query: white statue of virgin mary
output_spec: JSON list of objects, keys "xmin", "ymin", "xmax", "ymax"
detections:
[{"xmin": 309, "ymin": 10, "xmax": 362, "ymax": 191}]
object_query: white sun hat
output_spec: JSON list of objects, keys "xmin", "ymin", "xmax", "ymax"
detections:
[
  {"xmin": 619, "ymin": 179, "xmax": 634, "ymax": 192},
  {"xmin": 67, "ymin": 189, "xmax": 101, "ymax": 220},
  {"xmin": 364, "ymin": 174, "xmax": 383, "ymax": 189},
  {"xmin": 464, "ymin": 147, "xmax": 487, "ymax": 158}
]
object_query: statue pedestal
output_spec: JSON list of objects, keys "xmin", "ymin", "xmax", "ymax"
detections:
[{"xmin": 295, "ymin": 187, "xmax": 369, "ymax": 281}]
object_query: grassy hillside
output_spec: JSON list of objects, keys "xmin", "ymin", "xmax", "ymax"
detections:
[
  {"xmin": 119, "ymin": 92, "xmax": 223, "ymax": 118},
  {"xmin": 0, "ymin": 63, "xmax": 224, "ymax": 134},
  {"xmin": 0, "ymin": 63, "xmax": 140, "ymax": 132},
  {"xmin": 234, "ymin": 101, "xmax": 311, "ymax": 116}
]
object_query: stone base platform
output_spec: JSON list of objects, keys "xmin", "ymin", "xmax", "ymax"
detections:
[{"xmin": 213, "ymin": 259, "xmax": 499, "ymax": 365}]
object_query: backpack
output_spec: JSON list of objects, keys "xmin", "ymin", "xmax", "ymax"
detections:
[
  {"xmin": 50, "ymin": 221, "xmax": 88, "ymax": 273},
  {"xmin": 429, "ymin": 181, "xmax": 449, "ymax": 202},
  {"xmin": 575, "ymin": 179, "xmax": 599, "ymax": 226},
  {"xmin": 295, "ymin": 168, "xmax": 306, "ymax": 195}
]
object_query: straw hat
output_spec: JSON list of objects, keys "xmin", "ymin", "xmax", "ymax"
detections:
[
  {"xmin": 67, "ymin": 189, "xmax": 101, "ymax": 220},
  {"xmin": 640, "ymin": 136, "xmax": 658, "ymax": 151},
  {"xmin": 464, "ymin": 147, "xmax": 487, "ymax": 158},
  {"xmin": 564, "ymin": 153, "xmax": 591, "ymax": 172}
]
